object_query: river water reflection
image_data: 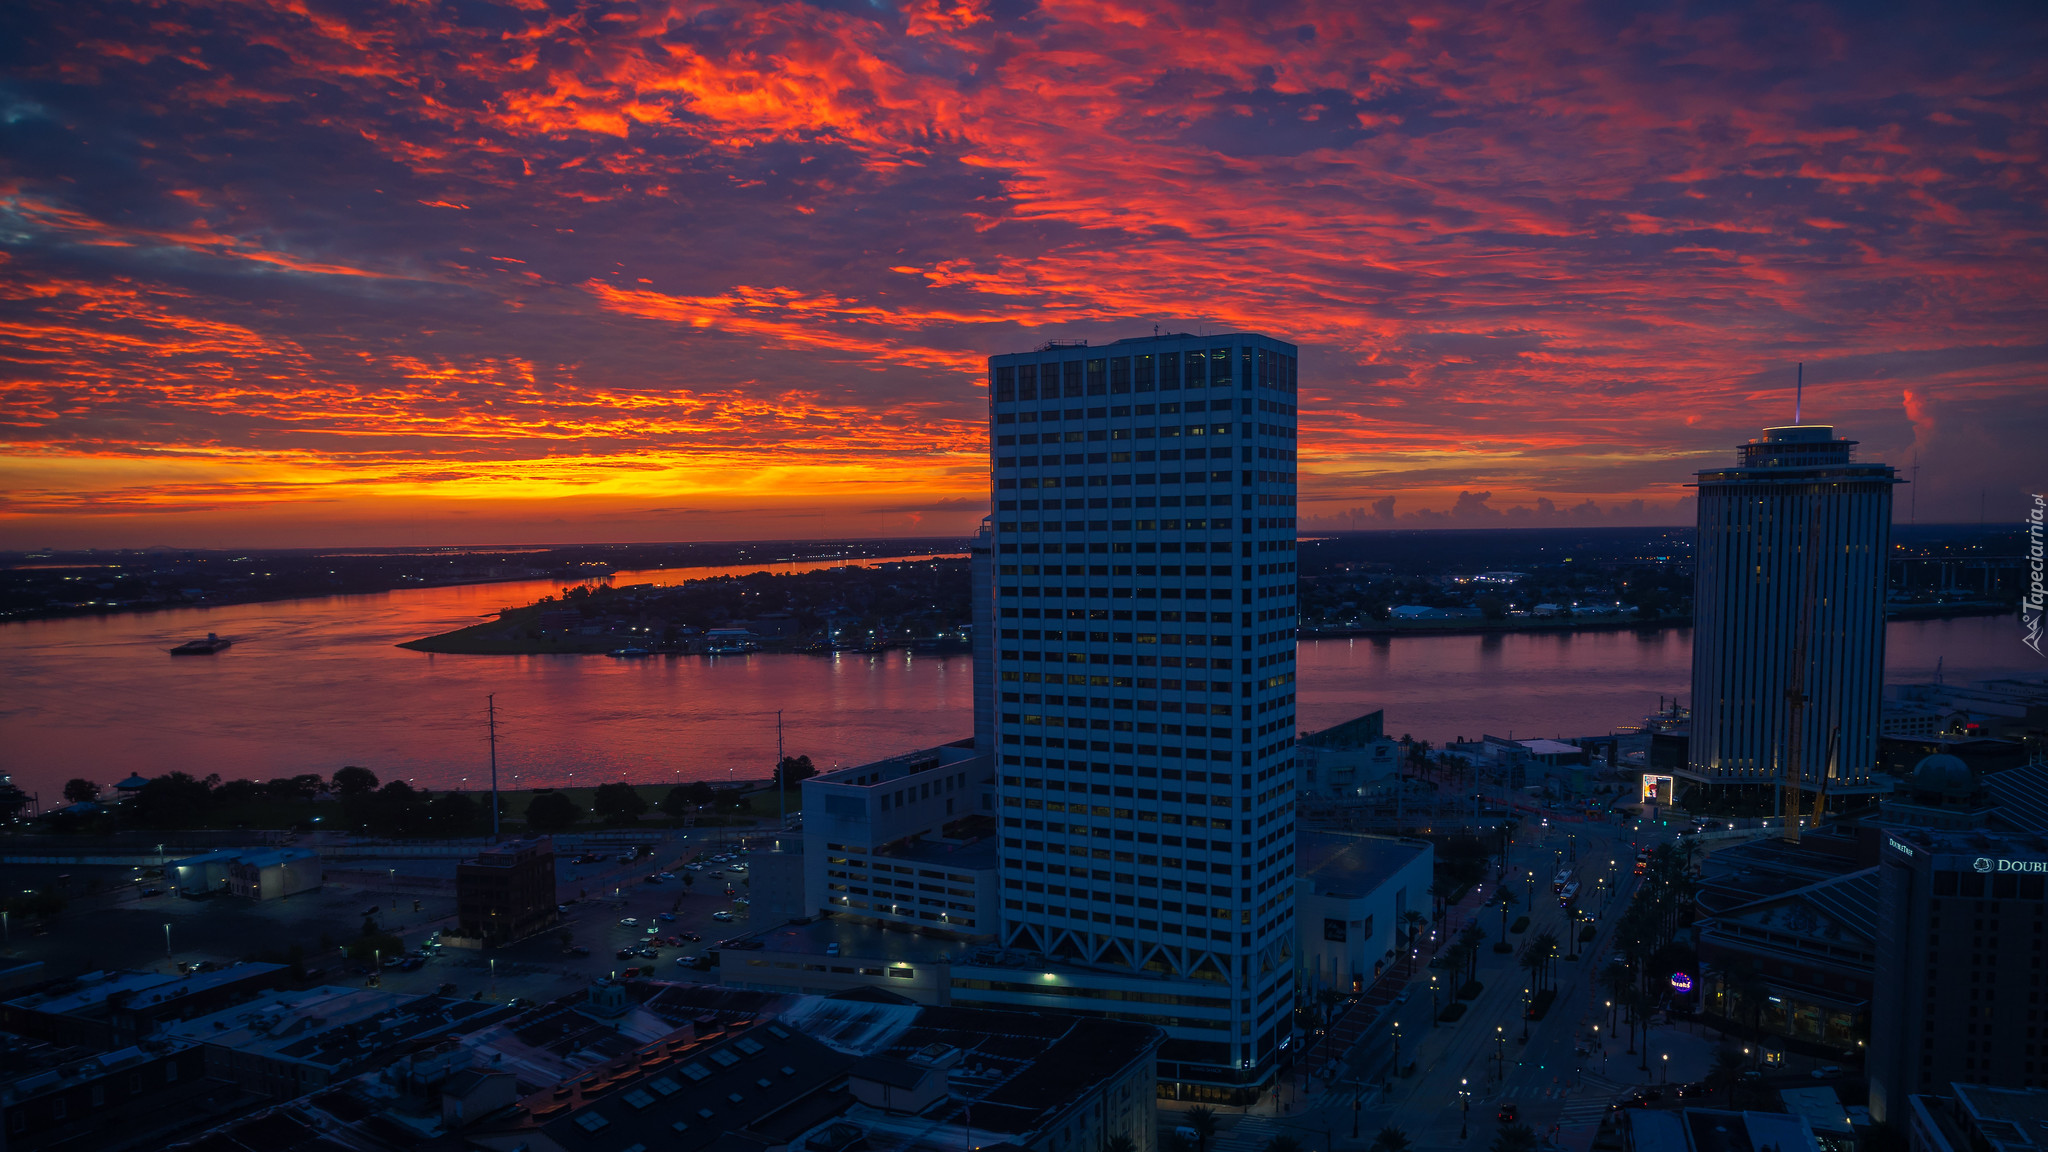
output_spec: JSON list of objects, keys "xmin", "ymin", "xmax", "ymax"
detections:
[{"xmin": 0, "ymin": 562, "xmax": 2034, "ymax": 801}]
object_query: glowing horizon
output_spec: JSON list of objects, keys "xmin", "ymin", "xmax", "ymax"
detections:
[{"xmin": 1, "ymin": 0, "xmax": 2042, "ymax": 550}]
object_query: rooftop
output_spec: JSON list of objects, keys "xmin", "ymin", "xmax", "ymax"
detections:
[
  {"xmin": 161, "ymin": 985, "xmax": 504, "ymax": 1068},
  {"xmin": 813, "ymin": 743, "xmax": 983, "ymax": 789},
  {"xmin": 0, "ymin": 1042, "xmax": 183, "ymax": 1105},
  {"xmin": 5, "ymin": 962, "xmax": 285, "ymax": 1017},
  {"xmin": 1956, "ymin": 1082, "xmax": 2048, "ymax": 1152},
  {"xmin": 1297, "ymin": 832, "xmax": 1431, "ymax": 900}
]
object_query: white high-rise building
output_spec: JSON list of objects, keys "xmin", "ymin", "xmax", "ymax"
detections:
[
  {"xmin": 1687, "ymin": 423, "xmax": 1899, "ymax": 799},
  {"xmin": 984, "ymin": 333, "xmax": 1300, "ymax": 1095}
]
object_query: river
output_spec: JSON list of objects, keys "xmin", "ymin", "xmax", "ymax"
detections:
[{"xmin": 0, "ymin": 562, "xmax": 2037, "ymax": 802}]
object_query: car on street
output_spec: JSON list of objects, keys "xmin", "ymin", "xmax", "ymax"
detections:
[
  {"xmin": 687, "ymin": 863, "xmax": 704, "ymax": 871},
  {"xmin": 711, "ymin": 911, "xmax": 735, "ymax": 921},
  {"xmin": 658, "ymin": 872, "xmax": 676, "ymax": 880},
  {"xmin": 616, "ymin": 948, "xmax": 636, "ymax": 960},
  {"xmin": 676, "ymin": 955, "xmax": 711, "ymax": 971},
  {"xmin": 620, "ymin": 917, "xmax": 639, "ymax": 926},
  {"xmin": 636, "ymin": 947, "xmax": 659, "ymax": 959},
  {"xmin": 659, "ymin": 912, "xmax": 676, "ymax": 922},
  {"xmin": 1675, "ymin": 1082, "xmax": 1710, "ymax": 1098},
  {"xmin": 1498, "ymin": 1104, "xmax": 1518, "ymax": 1123},
  {"xmin": 677, "ymin": 931, "xmax": 701, "ymax": 942}
]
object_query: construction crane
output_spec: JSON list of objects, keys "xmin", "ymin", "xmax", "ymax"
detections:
[{"xmin": 1781, "ymin": 502, "xmax": 1825, "ymax": 843}]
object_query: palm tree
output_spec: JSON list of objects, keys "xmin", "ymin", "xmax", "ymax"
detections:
[
  {"xmin": 1490, "ymin": 1122, "xmax": 1540, "ymax": 1152},
  {"xmin": 1458, "ymin": 923, "xmax": 1488, "ymax": 986},
  {"xmin": 1429, "ymin": 878, "xmax": 1457, "ymax": 925},
  {"xmin": 1708, "ymin": 1047, "xmax": 1747, "ymax": 1107},
  {"xmin": 1528, "ymin": 930, "xmax": 1559, "ymax": 993},
  {"xmin": 1187, "ymin": 1106, "xmax": 1217, "ymax": 1152},
  {"xmin": 1495, "ymin": 884, "xmax": 1519, "ymax": 941},
  {"xmin": 1371, "ymin": 1128, "xmax": 1412, "ymax": 1152},
  {"xmin": 1600, "ymin": 962, "xmax": 1632, "ymax": 1031}
]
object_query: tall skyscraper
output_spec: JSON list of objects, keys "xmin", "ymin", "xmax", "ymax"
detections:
[
  {"xmin": 984, "ymin": 333, "xmax": 1300, "ymax": 1091},
  {"xmin": 1686, "ymin": 423, "xmax": 1899, "ymax": 804}
]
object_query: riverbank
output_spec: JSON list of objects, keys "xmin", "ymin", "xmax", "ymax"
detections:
[{"xmin": 1306, "ymin": 600, "xmax": 2012, "ymax": 639}]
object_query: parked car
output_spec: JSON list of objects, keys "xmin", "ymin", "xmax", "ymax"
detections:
[
  {"xmin": 658, "ymin": 872, "xmax": 676, "ymax": 880},
  {"xmin": 658, "ymin": 912, "xmax": 676, "ymax": 922},
  {"xmin": 619, "ymin": 917, "xmax": 638, "ymax": 926},
  {"xmin": 1498, "ymin": 1104, "xmax": 1518, "ymax": 1123},
  {"xmin": 677, "ymin": 931, "xmax": 702, "ymax": 942},
  {"xmin": 711, "ymin": 911, "xmax": 735, "ymax": 922},
  {"xmin": 636, "ymin": 947, "xmax": 659, "ymax": 959}
]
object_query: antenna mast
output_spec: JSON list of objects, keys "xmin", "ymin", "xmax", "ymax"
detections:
[{"xmin": 487, "ymin": 693, "xmax": 500, "ymax": 840}]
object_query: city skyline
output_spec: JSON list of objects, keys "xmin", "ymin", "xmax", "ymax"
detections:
[{"xmin": 2, "ymin": 1, "xmax": 2044, "ymax": 549}]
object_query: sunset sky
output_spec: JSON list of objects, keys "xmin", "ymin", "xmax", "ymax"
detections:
[{"xmin": 1, "ymin": 0, "xmax": 2042, "ymax": 549}]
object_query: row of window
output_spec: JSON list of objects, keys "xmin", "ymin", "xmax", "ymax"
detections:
[
  {"xmin": 1004, "ymin": 618, "xmax": 1233, "ymax": 636},
  {"xmin": 1003, "ymin": 732, "xmax": 1248, "ymax": 761},
  {"xmin": 1000, "ymin": 422, "xmax": 1237, "ymax": 446},
  {"xmin": 1002, "ymin": 475, "xmax": 1249, "ymax": 492},
  {"xmin": 999, "ymin": 754, "xmax": 1294, "ymax": 779},
  {"xmin": 1000, "ymin": 515, "xmax": 1294, "ymax": 533},
  {"xmin": 1001, "ymin": 587, "xmax": 1288, "ymax": 606},
  {"xmin": 1006, "ymin": 769, "xmax": 1241, "ymax": 788},
  {"xmin": 999, "ymin": 471, "xmax": 1241, "ymax": 493},
  {"xmin": 1003, "ymin": 449, "xmax": 1243, "ymax": 469},
  {"xmin": 992, "ymin": 346, "xmax": 1296, "ymax": 401},
  {"xmin": 995, "ymin": 606, "xmax": 1293, "ymax": 627},
  {"xmin": 1009, "ymin": 787, "xmax": 1236, "ymax": 806}
]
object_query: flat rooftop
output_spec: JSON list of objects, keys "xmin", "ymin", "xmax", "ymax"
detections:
[
  {"xmin": 5, "ymin": 962, "xmax": 284, "ymax": 1016},
  {"xmin": 877, "ymin": 836, "xmax": 998, "ymax": 872},
  {"xmin": 814, "ymin": 741, "xmax": 983, "ymax": 789},
  {"xmin": 1298, "ymin": 832, "xmax": 1430, "ymax": 899}
]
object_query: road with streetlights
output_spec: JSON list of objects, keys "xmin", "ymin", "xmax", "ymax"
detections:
[{"xmin": 1213, "ymin": 804, "xmax": 1687, "ymax": 1152}]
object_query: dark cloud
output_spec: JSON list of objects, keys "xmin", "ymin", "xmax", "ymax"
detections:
[{"xmin": 0, "ymin": 0, "xmax": 2042, "ymax": 547}]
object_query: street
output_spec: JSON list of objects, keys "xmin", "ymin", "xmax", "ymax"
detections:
[{"xmin": 1174, "ymin": 806, "xmax": 1688, "ymax": 1152}]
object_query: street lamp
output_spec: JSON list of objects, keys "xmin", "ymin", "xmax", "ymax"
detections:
[
  {"xmin": 1391, "ymin": 1021, "xmax": 1402, "ymax": 1081},
  {"xmin": 1522, "ymin": 986, "xmax": 1531, "ymax": 1041},
  {"xmin": 163, "ymin": 922, "xmax": 171, "ymax": 959},
  {"xmin": 1496, "ymin": 1024, "xmax": 1505, "ymax": 1081},
  {"xmin": 1662, "ymin": 1053, "xmax": 1669, "ymax": 1084},
  {"xmin": 1460, "ymin": 1079, "xmax": 1469, "ymax": 1140}
]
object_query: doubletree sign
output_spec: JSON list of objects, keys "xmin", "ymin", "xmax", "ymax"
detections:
[
  {"xmin": 1974, "ymin": 857, "xmax": 2048, "ymax": 873},
  {"xmin": 1670, "ymin": 972, "xmax": 1694, "ymax": 995}
]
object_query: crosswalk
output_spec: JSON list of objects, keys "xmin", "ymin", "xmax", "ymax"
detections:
[{"xmin": 1211, "ymin": 1117, "xmax": 1281, "ymax": 1152}]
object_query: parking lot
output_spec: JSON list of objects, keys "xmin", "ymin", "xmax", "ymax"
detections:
[{"xmin": 0, "ymin": 833, "xmax": 760, "ymax": 1006}]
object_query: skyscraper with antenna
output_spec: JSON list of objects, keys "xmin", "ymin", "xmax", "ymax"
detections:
[{"xmin": 1684, "ymin": 368, "xmax": 1901, "ymax": 811}]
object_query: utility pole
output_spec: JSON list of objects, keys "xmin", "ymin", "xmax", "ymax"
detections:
[{"xmin": 488, "ymin": 693, "xmax": 500, "ymax": 840}]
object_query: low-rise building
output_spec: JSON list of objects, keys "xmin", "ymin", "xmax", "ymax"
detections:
[
  {"xmin": 0, "ymin": 963, "xmax": 290, "ymax": 1048},
  {"xmin": 466, "ymin": 998, "xmax": 1160, "ymax": 1152},
  {"xmin": 0, "ymin": 1038, "xmax": 210, "ymax": 1152},
  {"xmin": 159, "ymin": 985, "xmax": 503, "ymax": 1099},
  {"xmin": 1907, "ymin": 1082, "xmax": 2048, "ymax": 1152},
  {"xmin": 226, "ymin": 846, "xmax": 323, "ymax": 899},
  {"xmin": 456, "ymin": 837, "xmax": 558, "ymax": 948},
  {"xmin": 1295, "ymin": 832, "xmax": 1434, "ymax": 994},
  {"xmin": 803, "ymin": 741, "xmax": 999, "ymax": 938},
  {"xmin": 1694, "ymin": 830, "xmax": 1877, "ymax": 1049},
  {"xmin": 1296, "ymin": 711, "xmax": 1402, "ymax": 800}
]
